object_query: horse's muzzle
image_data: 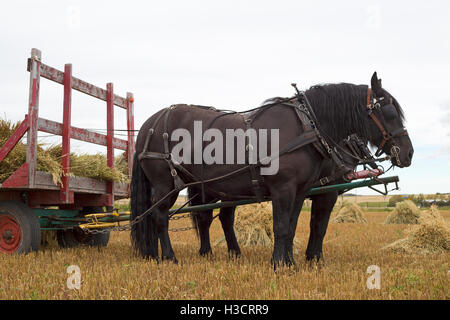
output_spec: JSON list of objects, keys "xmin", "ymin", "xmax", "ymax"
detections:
[{"xmin": 391, "ymin": 145, "xmax": 413, "ymax": 168}]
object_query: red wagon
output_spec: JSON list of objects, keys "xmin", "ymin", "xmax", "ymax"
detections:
[{"xmin": 0, "ymin": 48, "xmax": 135, "ymax": 253}]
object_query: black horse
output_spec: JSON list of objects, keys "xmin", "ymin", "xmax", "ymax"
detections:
[
  {"xmin": 187, "ymin": 133, "xmax": 378, "ymax": 259},
  {"xmin": 130, "ymin": 72, "xmax": 413, "ymax": 267}
]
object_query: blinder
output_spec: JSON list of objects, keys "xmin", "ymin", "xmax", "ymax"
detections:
[{"xmin": 380, "ymin": 103, "xmax": 398, "ymax": 120}]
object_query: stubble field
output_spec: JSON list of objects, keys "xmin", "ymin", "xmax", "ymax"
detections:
[{"xmin": 0, "ymin": 209, "xmax": 448, "ymax": 300}]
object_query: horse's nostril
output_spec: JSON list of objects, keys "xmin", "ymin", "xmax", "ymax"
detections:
[{"xmin": 408, "ymin": 149, "xmax": 414, "ymax": 160}]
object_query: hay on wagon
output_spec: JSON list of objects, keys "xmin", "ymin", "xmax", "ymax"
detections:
[
  {"xmin": 382, "ymin": 206, "xmax": 450, "ymax": 254},
  {"xmin": 331, "ymin": 201, "xmax": 368, "ymax": 224},
  {"xmin": 0, "ymin": 117, "xmax": 128, "ymax": 184}
]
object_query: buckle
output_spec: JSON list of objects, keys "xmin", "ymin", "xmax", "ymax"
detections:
[{"xmin": 319, "ymin": 177, "xmax": 329, "ymax": 185}]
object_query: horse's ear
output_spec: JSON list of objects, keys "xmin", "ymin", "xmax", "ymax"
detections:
[{"xmin": 371, "ymin": 72, "xmax": 383, "ymax": 93}]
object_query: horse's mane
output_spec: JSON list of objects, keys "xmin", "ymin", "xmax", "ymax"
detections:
[
  {"xmin": 306, "ymin": 83, "xmax": 405, "ymax": 143},
  {"xmin": 303, "ymin": 83, "xmax": 371, "ymax": 142},
  {"xmin": 261, "ymin": 83, "xmax": 405, "ymax": 144}
]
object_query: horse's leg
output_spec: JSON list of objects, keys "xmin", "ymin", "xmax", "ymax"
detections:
[
  {"xmin": 271, "ymin": 184, "xmax": 300, "ymax": 268},
  {"xmin": 305, "ymin": 191, "xmax": 338, "ymax": 263},
  {"xmin": 195, "ymin": 210, "xmax": 214, "ymax": 256},
  {"xmin": 190, "ymin": 203, "xmax": 240, "ymax": 257},
  {"xmin": 219, "ymin": 206, "xmax": 241, "ymax": 257},
  {"xmin": 153, "ymin": 186, "xmax": 179, "ymax": 263},
  {"xmin": 188, "ymin": 187, "xmax": 215, "ymax": 256},
  {"xmin": 285, "ymin": 194, "xmax": 306, "ymax": 266},
  {"xmin": 130, "ymin": 155, "xmax": 160, "ymax": 260}
]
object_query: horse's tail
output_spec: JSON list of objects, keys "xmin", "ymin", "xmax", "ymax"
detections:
[
  {"xmin": 130, "ymin": 154, "xmax": 157, "ymax": 258},
  {"xmin": 187, "ymin": 186, "xmax": 200, "ymax": 238}
]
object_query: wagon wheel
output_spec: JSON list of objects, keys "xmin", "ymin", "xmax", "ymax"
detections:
[
  {"xmin": 56, "ymin": 206, "xmax": 110, "ymax": 248},
  {"xmin": 0, "ymin": 201, "xmax": 41, "ymax": 254}
]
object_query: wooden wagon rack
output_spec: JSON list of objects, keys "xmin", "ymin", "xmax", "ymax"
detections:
[{"xmin": 0, "ymin": 48, "xmax": 135, "ymax": 209}]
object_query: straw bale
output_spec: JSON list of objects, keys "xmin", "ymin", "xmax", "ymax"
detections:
[
  {"xmin": 214, "ymin": 202, "xmax": 304, "ymax": 248},
  {"xmin": 382, "ymin": 207, "xmax": 450, "ymax": 254},
  {"xmin": 384, "ymin": 200, "xmax": 421, "ymax": 224},
  {"xmin": 331, "ymin": 201, "xmax": 368, "ymax": 224}
]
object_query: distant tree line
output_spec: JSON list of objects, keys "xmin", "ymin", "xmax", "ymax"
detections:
[{"xmin": 388, "ymin": 193, "xmax": 450, "ymax": 207}]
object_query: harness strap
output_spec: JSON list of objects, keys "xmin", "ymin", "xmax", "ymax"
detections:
[
  {"xmin": 309, "ymin": 167, "xmax": 350, "ymax": 188},
  {"xmin": 139, "ymin": 151, "xmax": 167, "ymax": 161},
  {"xmin": 163, "ymin": 107, "xmax": 186, "ymax": 190},
  {"xmin": 366, "ymin": 87, "xmax": 392, "ymax": 157},
  {"xmin": 368, "ymin": 110, "xmax": 391, "ymax": 156},
  {"xmin": 367, "ymin": 88, "xmax": 372, "ymax": 108},
  {"xmin": 244, "ymin": 116, "xmax": 264, "ymax": 203},
  {"xmin": 138, "ymin": 108, "xmax": 168, "ymax": 162},
  {"xmin": 275, "ymin": 130, "xmax": 318, "ymax": 155},
  {"xmin": 291, "ymin": 103, "xmax": 329, "ymax": 158},
  {"xmin": 138, "ymin": 106, "xmax": 187, "ymax": 191}
]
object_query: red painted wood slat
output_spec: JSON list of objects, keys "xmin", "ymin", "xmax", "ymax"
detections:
[
  {"xmin": 26, "ymin": 49, "xmax": 41, "ymax": 188},
  {"xmin": 61, "ymin": 64, "xmax": 72, "ymax": 203},
  {"xmin": 2, "ymin": 163, "xmax": 29, "ymax": 188},
  {"xmin": 0, "ymin": 115, "xmax": 29, "ymax": 163},
  {"xmin": 37, "ymin": 118, "xmax": 128, "ymax": 150},
  {"xmin": 28, "ymin": 59, "xmax": 127, "ymax": 109},
  {"xmin": 126, "ymin": 92, "xmax": 135, "ymax": 178},
  {"xmin": 106, "ymin": 83, "xmax": 114, "ymax": 206}
]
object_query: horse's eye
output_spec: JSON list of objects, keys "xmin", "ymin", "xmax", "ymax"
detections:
[{"xmin": 381, "ymin": 104, "xmax": 398, "ymax": 120}]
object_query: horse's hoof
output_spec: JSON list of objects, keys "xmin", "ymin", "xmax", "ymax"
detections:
[
  {"xmin": 146, "ymin": 255, "xmax": 159, "ymax": 262},
  {"xmin": 199, "ymin": 249, "xmax": 213, "ymax": 257},
  {"xmin": 306, "ymin": 256, "xmax": 325, "ymax": 269},
  {"xmin": 286, "ymin": 260, "xmax": 298, "ymax": 272},
  {"xmin": 161, "ymin": 255, "xmax": 178, "ymax": 264},
  {"xmin": 228, "ymin": 250, "xmax": 241, "ymax": 259}
]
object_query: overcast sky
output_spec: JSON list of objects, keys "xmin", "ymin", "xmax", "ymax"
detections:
[{"xmin": 1, "ymin": 0, "xmax": 449, "ymax": 195}]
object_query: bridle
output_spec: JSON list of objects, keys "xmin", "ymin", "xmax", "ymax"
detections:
[{"xmin": 366, "ymin": 88, "xmax": 409, "ymax": 164}]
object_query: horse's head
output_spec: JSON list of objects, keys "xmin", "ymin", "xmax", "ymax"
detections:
[{"xmin": 367, "ymin": 72, "xmax": 414, "ymax": 168}]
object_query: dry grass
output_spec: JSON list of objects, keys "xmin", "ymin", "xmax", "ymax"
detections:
[
  {"xmin": 0, "ymin": 210, "xmax": 449, "ymax": 300},
  {"xmin": 337, "ymin": 195, "xmax": 392, "ymax": 204}
]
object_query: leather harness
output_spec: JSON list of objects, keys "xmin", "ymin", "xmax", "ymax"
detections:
[{"xmin": 137, "ymin": 89, "xmax": 388, "ymax": 202}]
